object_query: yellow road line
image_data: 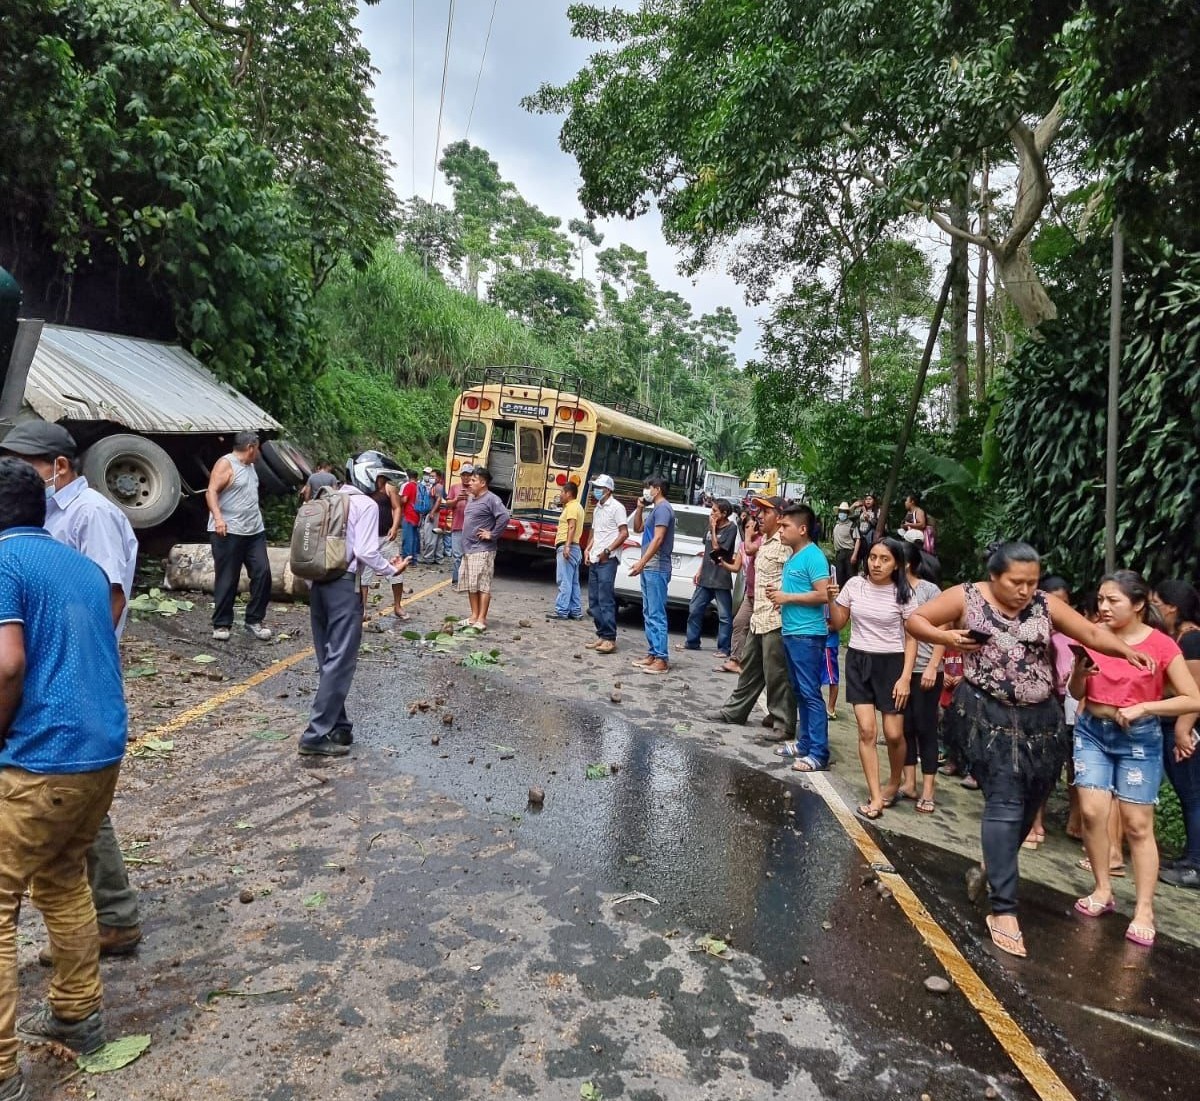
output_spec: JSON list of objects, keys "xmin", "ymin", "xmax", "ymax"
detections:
[
  {"xmin": 796, "ymin": 759, "xmax": 1077, "ymax": 1101},
  {"xmin": 130, "ymin": 578, "xmax": 452, "ymax": 750}
]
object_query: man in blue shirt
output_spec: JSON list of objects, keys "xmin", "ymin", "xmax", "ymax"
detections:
[
  {"xmin": 768, "ymin": 504, "xmax": 833, "ymax": 772},
  {"xmin": 0, "ymin": 458, "xmax": 127, "ymax": 1095},
  {"xmin": 629, "ymin": 475, "xmax": 676, "ymax": 675},
  {"xmin": 1, "ymin": 422, "xmax": 142, "ymax": 959}
]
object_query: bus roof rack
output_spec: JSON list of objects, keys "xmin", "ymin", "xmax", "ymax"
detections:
[{"xmin": 470, "ymin": 365, "xmax": 658, "ymax": 424}]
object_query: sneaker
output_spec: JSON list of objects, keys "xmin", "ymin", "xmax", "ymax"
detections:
[
  {"xmin": 595, "ymin": 640, "xmax": 616, "ymax": 655},
  {"xmin": 17, "ymin": 1005, "xmax": 105, "ymax": 1054},
  {"xmin": 330, "ymin": 727, "xmax": 354, "ymax": 747},
  {"xmin": 641, "ymin": 659, "xmax": 669, "ymax": 675},
  {"xmin": 212, "ymin": 627, "xmax": 231, "ymax": 641},
  {"xmin": 584, "ymin": 639, "xmax": 602, "ymax": 650},
  {"xmin": 39, "ymin": 923, "xmax": 144, "ymax": 966},
  {"xmin": 1159, "ymin": 865, "xmax": 1200, "ymax": 889},
  {"xmin": 0, "ymin": 1071, "xmax": 27, "ymax": 1101},
  {"xmin": 298, "ymin": 735, "xmax": 350, "ymax": 758},
  {"xmin": 244, "ymin": 623, "xmax": 272, "ymax": 641}
]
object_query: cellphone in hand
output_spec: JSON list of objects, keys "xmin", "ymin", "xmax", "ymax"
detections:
[
  {"xmin": 1069, "ymin": 643, "xmax": 1097, "ymax": 666},
  {"xmin": 964, "ymin": 628, "xmax": 992, "ymax": 645}
]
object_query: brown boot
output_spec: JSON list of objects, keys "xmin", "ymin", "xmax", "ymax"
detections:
[
  {"xmin": 640, "ymin": 658, "xmax": 669, "ymax": 675},
  {"xmin": 595, "ymin": 640, "xmax": 616, "ymax": 654},
  {"xmin": 584, "ymin": 639, "xmax": 601, "ymax": 650},
  {"xmin": 37, "ymin": 924, "xmax": 142, "ymax": 967}
]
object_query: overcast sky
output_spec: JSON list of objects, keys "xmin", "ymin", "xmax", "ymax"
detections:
[{"xmin": 356, "ymin": 0, "xmax": 765, "ymax": 365}]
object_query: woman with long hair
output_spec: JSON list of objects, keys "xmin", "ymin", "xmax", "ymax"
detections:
[
  {"xmin": 907, "ymin": 542, "xmax": 1153, "ymax": 958},
  {"xmin": 1151, "ymin": 580, "xmax": 1200, "ymax": 890},
  {"xmin": 1070, "ymin": 571, "xmax": 1200, "ymax": 946},
  {"xmin": 826, "ymin": 536, "xmax": 916, "ymax": 820},
  {"xmin": 896, "ymin": 538, "xmax": 944, "ymax": 812}
]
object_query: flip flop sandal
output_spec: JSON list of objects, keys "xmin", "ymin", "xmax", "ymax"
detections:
[
  {"xmin": 882, "ymin": 790, "xmax": 914, "ymax": 808},
  {"xmin": 916, "ymin": 798, "xmax": 936, "ymax": 814},
  {"xmin": 791, "ymin": 756, "xmax": 825, "ymax": 773},
  {"xmin": 772, "ymin": 743, "xmax": 802, "ymax": 758},
  {"xmin": 715, "ymin": 662, "xmax": 740, "ymax": 673},
  {"xmin": 1125, "ymin": 922, "xmax": 1156, "ymax": 947},
  {"xmin": 1074, "ymin": 894, "xmax": 1116, "ymax": 918},
  {"xmin": 1077, "ymin": 857, "xmax": 1127, "ymax": 877},
  {"xmin": 985, "ymin": 915, "xmax": 1027, "ymax": 958},
  {"xmin": 855, "ymin": 804, "xmax": 884, "ymax": 821}
]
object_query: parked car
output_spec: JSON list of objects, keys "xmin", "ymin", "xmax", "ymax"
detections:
[{"xmin": 613, "ymin": 503, "xmax": 745, "ymax": 611}]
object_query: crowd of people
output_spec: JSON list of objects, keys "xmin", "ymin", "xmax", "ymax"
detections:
[{"xmin": 1, "ymin": 438, "xmax": 1196, "ymax": 1100}]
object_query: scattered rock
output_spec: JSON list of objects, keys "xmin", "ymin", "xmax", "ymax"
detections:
[
  {"xmin": 528, "ymin": 786, "xmax": 545, "ymax": 806},
  {"xmin": 613, "ymin": 680, "xmax": 621, "ymax": 689},
  {"xmin": 821, "ymin": 921, "xmax": 832, "ymax": 931},
  {"xmin": 518, "ymin": 619, "xmax": 532, "ymax": 628},
  {"xmin": 985, "ymin": 1088, "xmax": 998, "ymax": 1099},
  {"xmin": 442, "ymin": 712, "xmax": 454, "ymax": 725},
  {"xmin": 924, "ymin": 975, "xmax": 952, "ymax": 995},
  {"xmin": 431, "ymin": 735, "xmax": 440, "ymax": 746},
  {"xmin": 238, "ymin": 889, "xmax": 254, "ymax": 904},
  {"xmin": 468, "ymin": 755, "xmax": 475, "ymax": 765},
  {"xmin": 573, "ymin": 652, "xmax": 583, "ymax": 660},
  {"xmin": 609, "ymin": 762, "xmax": 620, "ymax": 773},
  {"xmin": 610, "ymin": 690, "xmax": 622, "ymax": 704}
]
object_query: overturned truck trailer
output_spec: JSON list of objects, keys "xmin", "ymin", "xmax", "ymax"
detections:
[{"xmin": 0, "ymin": 270, "xmax": 309, "ymax": 530}]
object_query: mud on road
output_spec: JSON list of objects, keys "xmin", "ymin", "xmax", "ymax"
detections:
[{"xmin": 15, "ymin": 560, "xmax": 1200, "ymax": 1100}]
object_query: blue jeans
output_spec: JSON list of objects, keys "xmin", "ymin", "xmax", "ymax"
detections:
[
  {"xmin": 1074, "ymin": 711, "xmax": 1163, "ymax": 805},
  {"xmin": 401, "ymin": 520, "xmax": 420, "ymax": 561},
  {"xmin": 554, "ymin": 544, "xmax": 583, "ymax": 617},
  {"xmin": 451, "ymin": 531, "xmax": 464, "ymax": 584},
  {"xmin": 684, "ymin": 585, "xmax": 733, "ymax": 655},
  {"xmin": 783, "ymin": 634, "xmax": 829, "ymax": 766},
  {"xmin": 1163, "ymin": 718, "xmax": 1200, "ymax": 865},
  {"xmin": 588, "ymin": 557, "xmax": 618, "ymax": 641},
  {"xmin": 640, "ymin": 570, "xmax": 669, "ymax": 660}
]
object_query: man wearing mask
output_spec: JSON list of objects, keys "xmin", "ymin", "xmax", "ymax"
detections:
[
  {"xmin": 679, "ymin": 498, "xmax": 740, "ymax": 660},
  {"xmin": 445, "ymin": 464, "xmax": 473, "ymax": 585},
  {"xmin": 548, "ymin": 479, "xmax": 585, "ymax": 621},
  {"xmin": 0, "ymin": 424, "xmax": 143, "ymax": 960},
  {"xmin": 629, "ymin": 475, "xmax": 675, "ymax": 675},
  {"xmin": 707, "ymin": 496, "xmax": 796, "ymax": 739},
  {"xmin": 584, "ymin": 475, "xmax": 628, "ymax": 655},
  {"xmin": 832, "ymin": 502, "xmax": 857, "ymax": 586},
  {"xmin": 205, "ymin": 431, "xmax": 271, "ymax": 641}
]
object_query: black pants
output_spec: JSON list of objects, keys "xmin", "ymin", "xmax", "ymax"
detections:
[
  {"xmin": 904, "ymin": 671, "xmax": 943, "ymax": 773},
  {"xmin": 211, "ymin": 531, "xmax": 271, "ymax": 628},
  {"xmin": 834, "ymin": 549, "xmax": 855, "ymax": 587},
  {"xmin": 303, "ymin": 572, "xmax": 363, "ymax": 742}
]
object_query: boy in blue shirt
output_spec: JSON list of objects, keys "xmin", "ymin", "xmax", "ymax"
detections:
[
  {"xmin": 822, "ymin": 604, "xmax": 841, "ymax": 720},
  {"xmin": 0, "ymin": 458, "xmax": 126, "ymax": 1095},
  {"xmin": 767, "ymin": 504, "xmax": 833, "ymax": 772}
]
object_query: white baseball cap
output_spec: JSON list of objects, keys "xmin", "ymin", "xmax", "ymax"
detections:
[
  {"xmin": 591, "ymin": 474, "xmax": 615, "ymax": 491},
  {"xmin": 902, "ymin": 528, "xmax": 925, "ymax": 543}
]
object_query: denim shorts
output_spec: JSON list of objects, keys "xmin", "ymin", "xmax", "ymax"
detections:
[{"xmin": 1073, "ymin": 710, "xmax": 1163, "ymax": 805}]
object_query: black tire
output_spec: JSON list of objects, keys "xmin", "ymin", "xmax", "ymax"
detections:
[
  {"xmin": 261, "ymin": 439, "xmax": 309, "ymax": 488},
  {"xmin": 81, "ymin": 434, "xmax": 182, "ymax": 529},
  {"xmin": 254, "ymin": 455, "xmax": 290, "ymax": 496}
]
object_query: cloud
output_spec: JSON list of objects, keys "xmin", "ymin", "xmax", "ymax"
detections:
[{"xmin": 357, "ymin": 0, "xmax": 764, "ymax": 364}]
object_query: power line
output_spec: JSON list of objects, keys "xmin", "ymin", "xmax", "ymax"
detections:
[
  {"xmin": 430, "ymin": 0, "xmax": 457, "ymax": 204},
  {"xmin": 465, "ymin": 0, "xmax": 500, "ymax": 140},
  {"xmin": 411, "ymin": 0, "xmax": 416, "ymax": 197}
]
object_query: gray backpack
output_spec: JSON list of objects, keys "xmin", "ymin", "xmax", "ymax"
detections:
[{"xmin": 289, "ymin": 487, "xmax": 351, "ymax": 580}]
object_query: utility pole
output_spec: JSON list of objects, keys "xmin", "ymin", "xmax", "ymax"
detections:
[{"xmin": 1104, "ymin": 219, "xmax": 1123, "ymax": 573}]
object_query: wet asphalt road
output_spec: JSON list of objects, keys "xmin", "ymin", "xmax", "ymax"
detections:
[{"xmin": 18, "ymin": 560, "xmax": 1197, "ymax": 1100}]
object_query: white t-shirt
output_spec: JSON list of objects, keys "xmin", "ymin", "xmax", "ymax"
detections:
[
  {"xmin": 588, "ymin": 495, "xmax": 629, "ymax": 564},
  {"xmin": 836, "ymin": 575, "xmax": 915, "ymax": 653}
]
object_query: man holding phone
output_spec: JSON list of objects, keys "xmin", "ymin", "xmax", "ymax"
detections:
[{"xmin": 680, "ymin": 498, "xmax": 741, "ymax": 659}]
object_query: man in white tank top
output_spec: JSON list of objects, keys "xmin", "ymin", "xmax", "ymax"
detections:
[{"xmin": 205, "ymin": 431, "xmax": 272, "ymax": 641}]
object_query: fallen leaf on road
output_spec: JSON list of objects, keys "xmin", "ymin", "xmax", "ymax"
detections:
[
  {"xmin": 695, "ymin": 934, "xmax": 731, "ymax": 959},
  {"xmin": 585, "ymin": 764, "xmax": 611, "ymax": 780},
  {"xmin": 191, "ymin": 654, "xmax": 217, "ymax": 664},
  {"xmin": 129, "ymin": 737, "xmax": 173, "ymax": 759},
  {"xmin": 251, "ymin": 730, "xmax": 290, "ymax": 742},
  {"xmin": 125, "ymin": 665, "xmax": 158, "ymax": 679},
  {"xmin": 76, "ymin": 1034, "xmax": 151, "ymax": 1073},
  {"xmin": 234, "ymin": 821, "xmax": 252, "ymax": 830},
  {"xmin": 303, "ymin": 891, "xmax": 327, "ymax": 909},
  {"xmin": 581, "ymin": 1083, "xmax": 602, "ymax": 1101}
]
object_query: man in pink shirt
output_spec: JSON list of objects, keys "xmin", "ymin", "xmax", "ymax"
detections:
[
  {"xmin": 299, "ymin": 471, "xmax": 410, "ymax": 757},
  {"xmin": 444, "ymin": 464, "xmax": 473, "ymax": 584}
]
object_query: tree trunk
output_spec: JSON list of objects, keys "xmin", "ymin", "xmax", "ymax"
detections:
[
  {"xmin": 949, "ymin": 197, "xmax": 970, "ymax": 425},
  {"xmin": 996, "ymin": 243, "xmax": 1057, "ymax": 329},
  {"xmin": 974, "ymin": 162, "xmax": 990, "ymax": 399},
  {"xmin": 857, "ymin": 284, "xmax": 872, "ymax": 411}
]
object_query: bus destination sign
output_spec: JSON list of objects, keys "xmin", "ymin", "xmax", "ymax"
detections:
[{"xmin": 500, "ymin": 400, "xmax": 550, "ymax": 419}]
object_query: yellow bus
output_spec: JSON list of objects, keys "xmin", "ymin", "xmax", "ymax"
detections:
[{"xmin": 444, "ymin": 367, "xmax": 701, "ymax": 555}]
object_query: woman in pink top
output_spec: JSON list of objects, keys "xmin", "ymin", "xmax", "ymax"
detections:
[
  {"xmin": 826, "ymin": 535, "xmax": 916, "ymax": 820},
  {"xmin": 1070, "ymin": 571, "xmax": 1200, "ymax": 947}
]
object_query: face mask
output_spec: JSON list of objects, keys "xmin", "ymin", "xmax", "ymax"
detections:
[
  {"xmin": 642, "ymin": 490, "xmax": 654, "ymax": 504},
  {"xmin": 44, "ymin": 479, "xmax": 56, "ymax": 501},
  {"xmin": 838, "ymin": 511, "xmax": 848, "ymax": 521},
  {"xmin": 593, "ymin": 488, "xmax": 605, "ymax": 502}
]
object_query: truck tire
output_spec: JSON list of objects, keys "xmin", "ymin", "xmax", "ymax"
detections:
[
  {"xmin": 81, "ymin": 433, "xmax": 182, "ymax": 529},
  {"xmin": 261, "ymin": 439, "xmax": 310, "ymax": 489},
  {"xmin": 254, "ymin": 455, "xmax": 290, "ymax": 497}
]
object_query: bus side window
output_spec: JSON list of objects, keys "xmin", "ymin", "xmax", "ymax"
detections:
[{"xmin": 551, "ymin": 431, "xmax": 587, "ymax": 468}]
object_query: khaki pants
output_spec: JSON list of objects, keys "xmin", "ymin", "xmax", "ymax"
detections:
[{"xmin": 0, "ymin": 764, "xmax": 120, "ymax": 1077}]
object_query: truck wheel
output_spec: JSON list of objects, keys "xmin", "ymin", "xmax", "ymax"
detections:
[
  {"xmin": 261, "ymin": 439, "xmax": 310, "ymax": 488},
  {"xmin": 81, "ymin": 434, "xmax": 182, "ymax": 529},
  {"xmin": 254, "ymin": 455, "xmax": 290, "ymax": 496}
]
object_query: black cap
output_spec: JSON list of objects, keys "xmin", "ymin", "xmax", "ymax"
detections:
[{"xmin": 0, "ymin": 421, "xmax": 77, "ymax": 459}]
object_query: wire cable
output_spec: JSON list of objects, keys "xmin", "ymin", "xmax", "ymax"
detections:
[
  {"xmin": 430, "ymin": 0, "xmax": 457, "ymax": 203},
  {"xmin": 464, "ymin": 0, "xmax": 500, "ymax": 140}
]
